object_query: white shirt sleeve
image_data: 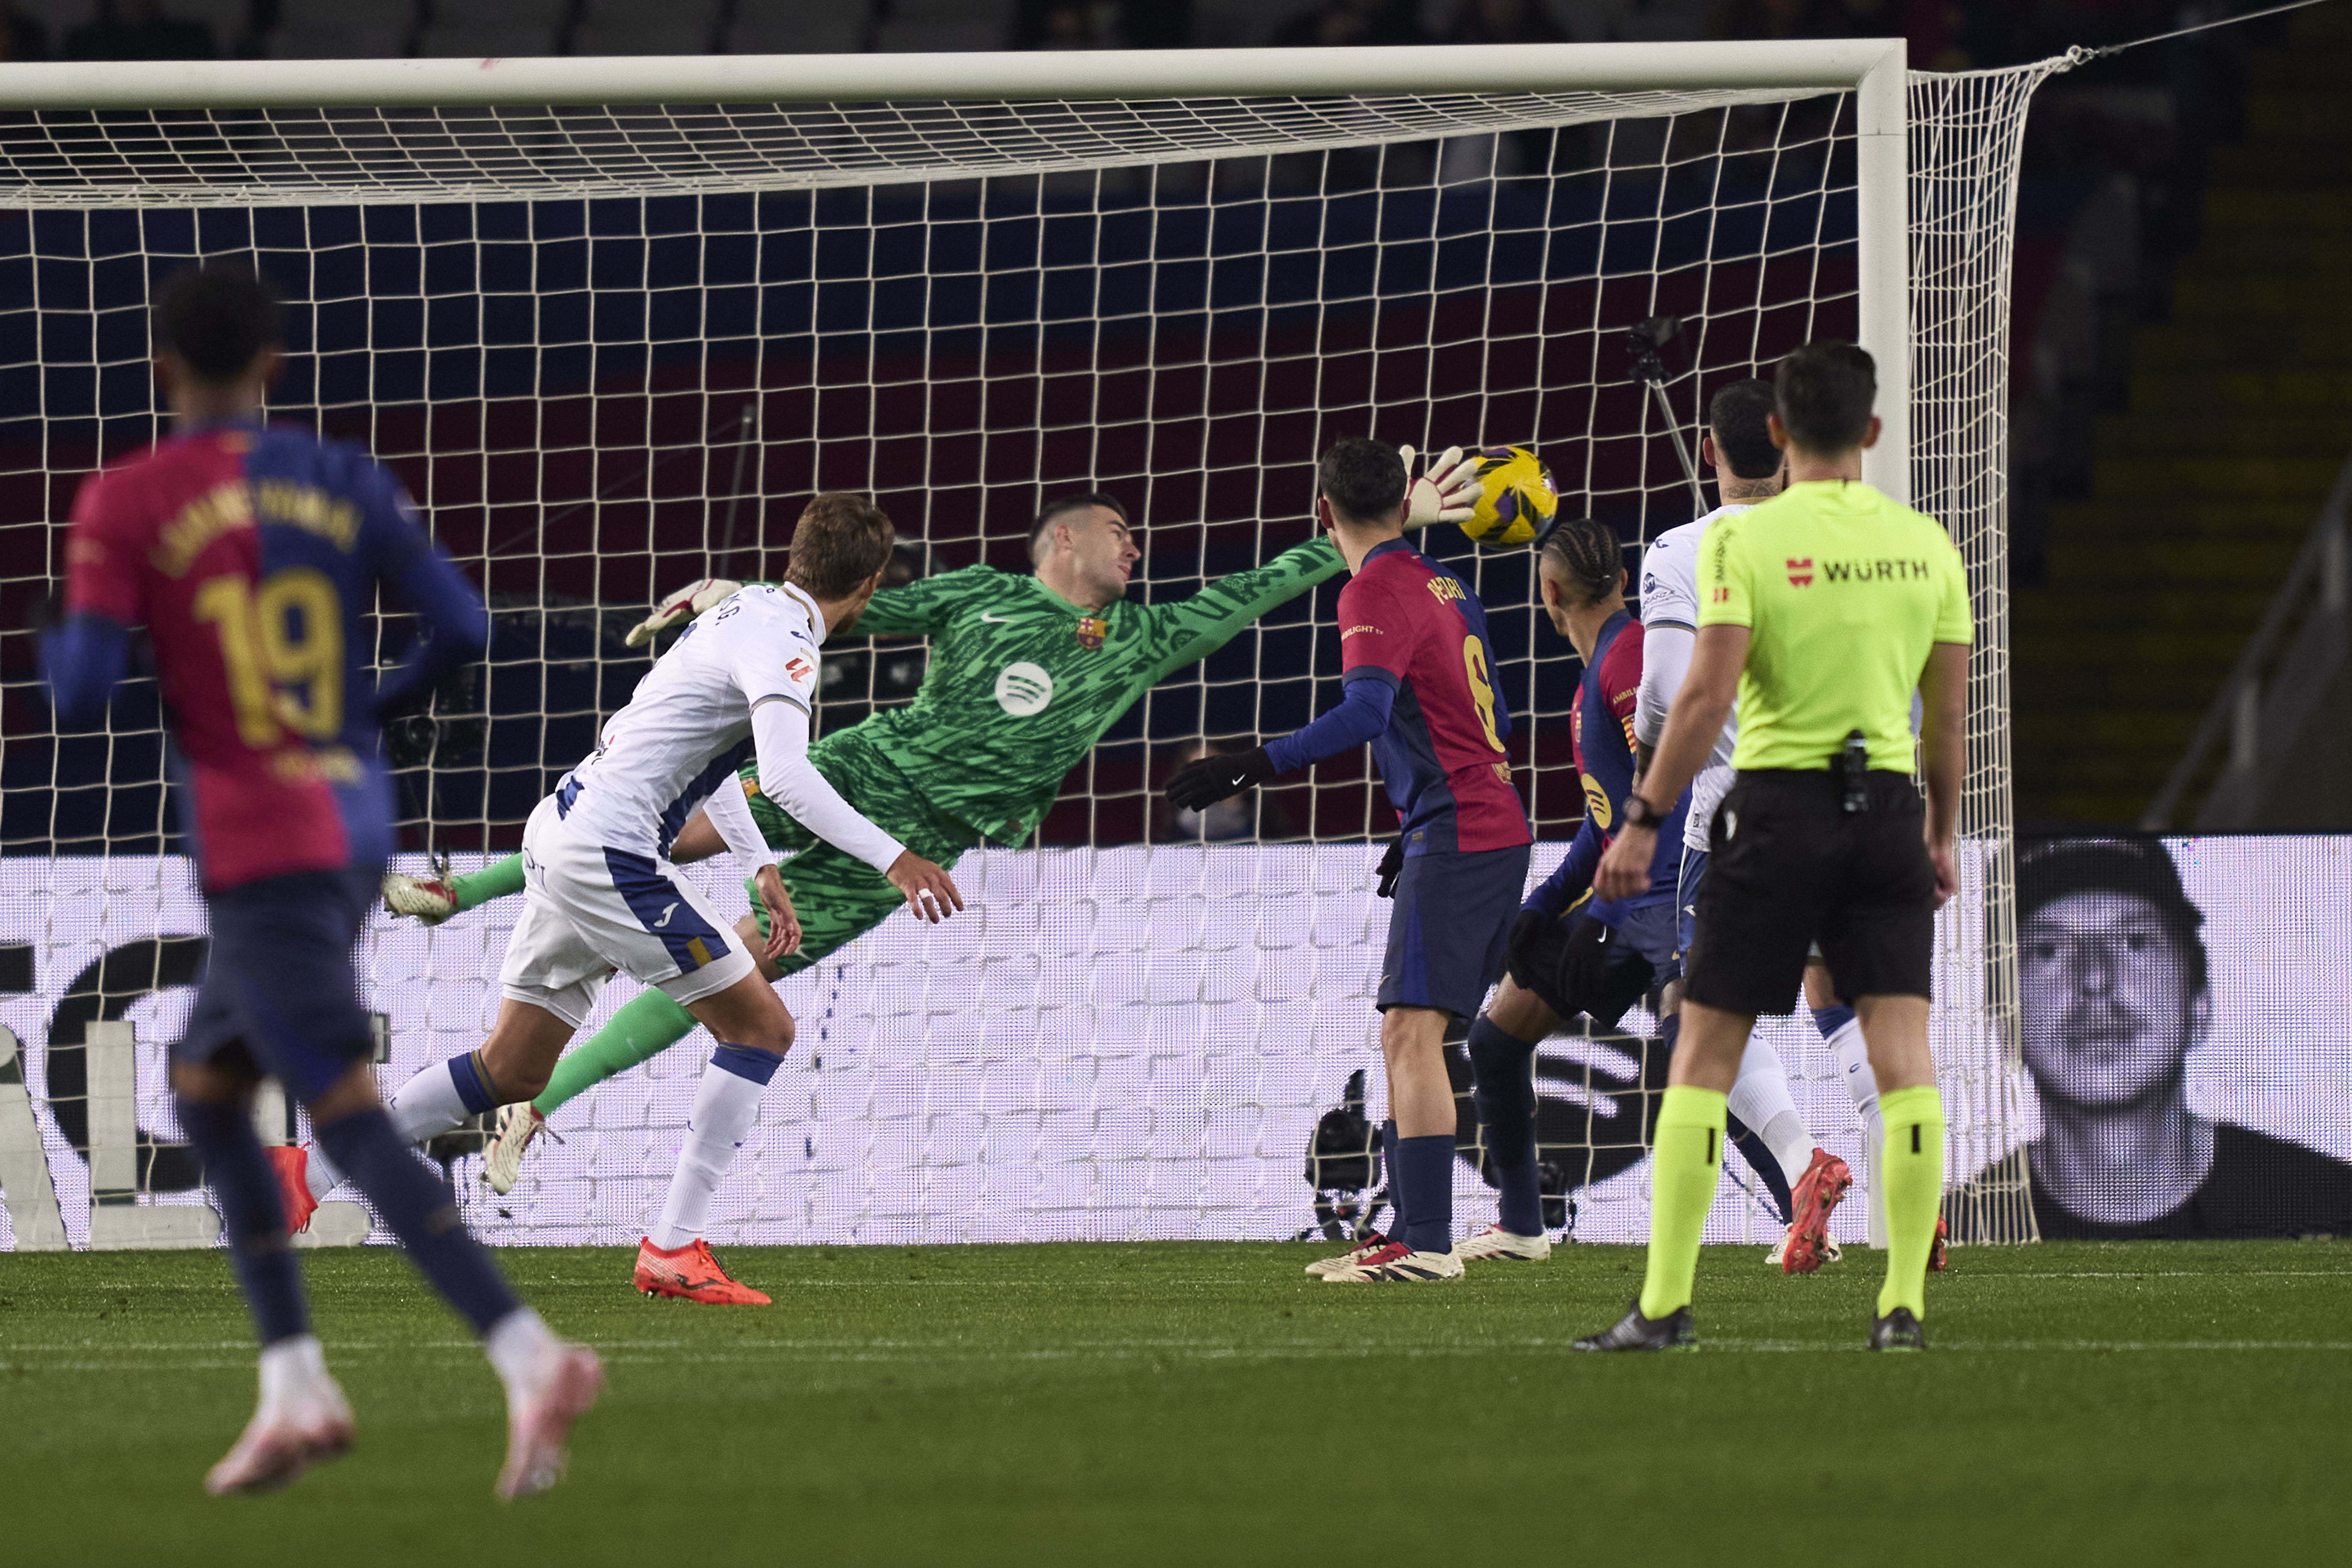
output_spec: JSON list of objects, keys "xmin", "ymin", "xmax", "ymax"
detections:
[
  {"xmin": 747, "ymin": 698, "xmax": 907, "ymax": 875},
  {"xmin": 1637, "ymin": 538, "xmax": 1699, "ymax": 632},
  {"xmin": 700, "ymin": 768, "xmax": 774, "ymax": 882},
  {"xmin": 723, "ymin": 595, "xmax": 908, "ymax": 876},
  {"xmin": 1635, "ymin": 622, "xmax": 1693, "ymax": 748}
]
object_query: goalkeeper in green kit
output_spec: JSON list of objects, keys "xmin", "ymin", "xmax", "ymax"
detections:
[{"xmin": 388, "ymin": 461, "xmax": 1481, "ymax": 1197}]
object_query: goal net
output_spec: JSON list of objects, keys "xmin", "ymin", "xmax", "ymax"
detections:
[{"xmin": 0, "ymin": 43, "xmax": 2059, "ymax": 1252}]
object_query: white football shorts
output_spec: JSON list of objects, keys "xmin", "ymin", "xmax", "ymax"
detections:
[{"xmin": 499, "ymin": 794, "xmax": 756, "ymax": 1027}]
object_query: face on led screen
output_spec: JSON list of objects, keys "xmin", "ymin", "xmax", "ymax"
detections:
[{"xmin": 2019, "ymin": 890, "xmax": 2209, "ymax": 1113}]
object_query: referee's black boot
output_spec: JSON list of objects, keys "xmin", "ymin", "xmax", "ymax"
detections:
[
  {"xmin": 1572, "ymin": 1298, "xmax": 1696, "ymax": 1352},
  {"xmin": 1868, "ymin": 1307, "xmax": 1926, "ymax": 1353}
]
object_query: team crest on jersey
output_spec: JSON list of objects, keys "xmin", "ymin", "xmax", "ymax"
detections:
[
  {"xmin": 1787, "ymin": 557, "xmax": 1815, "ymax": 587},
  {"xmin": 1074, "ymin": 615, "xmax": 1108, "ymax": 651}
]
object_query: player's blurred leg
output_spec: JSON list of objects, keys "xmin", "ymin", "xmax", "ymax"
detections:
[{"xmin": 174, "ymin": 1080, "xmax": 356, "ymax": 1495}]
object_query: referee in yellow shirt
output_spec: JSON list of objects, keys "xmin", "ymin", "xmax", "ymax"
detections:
[{"xmin": 1576, "ymin": 341, "xmax": 1971, "ymax": 1353}]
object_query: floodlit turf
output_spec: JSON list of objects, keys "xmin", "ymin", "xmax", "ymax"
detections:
[{"xmin": 3, "ymin": 1240, "xmax": 2348, "ymax": 1566}]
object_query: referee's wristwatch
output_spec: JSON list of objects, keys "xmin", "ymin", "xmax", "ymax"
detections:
[{"xmin": 1620, "ymin": 793, "xmax": 1667, "ymax": 831}]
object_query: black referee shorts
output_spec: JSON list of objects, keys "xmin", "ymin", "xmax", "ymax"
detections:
[{"xmin": 1682, "ymin": 770, "xmax": 1936, "ymax": 1016}]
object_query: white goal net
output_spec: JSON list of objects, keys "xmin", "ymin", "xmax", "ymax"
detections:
[{"xmin": 0, "ymin": 43, "xmax": 2060, "ymax": 1252}]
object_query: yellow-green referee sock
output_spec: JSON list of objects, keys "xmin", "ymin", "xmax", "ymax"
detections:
[
  {"xmin": 1875, "ymin": 1084, "xmax": 1947, "ymax": 1320},
  {"xmin": 1637, "ymin": 1086, "xmax": 1727, "ymax": 1321}
]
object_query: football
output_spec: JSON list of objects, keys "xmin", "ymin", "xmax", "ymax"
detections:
[{"xmin": 1460, "ymin": 445, "xmax": 1558, "ymax": 547}]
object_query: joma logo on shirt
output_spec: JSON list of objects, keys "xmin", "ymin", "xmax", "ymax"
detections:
[{"xmin": 1821, "ymin": 559, "xmax": 1936, "ymax": 582}]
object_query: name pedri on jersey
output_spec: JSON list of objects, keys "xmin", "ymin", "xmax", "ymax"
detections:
[
  {"xmin": 557, "ymin": 583, "xmax": 826, "ymax": 859},
  {"xmin": 1336, "ymin": 538, "xmax": 1531, "ymax": 855}
]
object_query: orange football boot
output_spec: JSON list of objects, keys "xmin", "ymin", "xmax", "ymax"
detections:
[
  {"xmin": 265, "ymin": 1144, "xmax": 319, "ymax": 1235},
  {"xmin": 632, "ymin": 1238, "xmax": 771, "ymax": 1305},
  {"xmin": 1779, "ymin": 1148, "xmax": 1853, "ymax": 1275},
  {"xmin": 1929, "ymin": 1213, "xmax": 1950, "ymax": 1272}
]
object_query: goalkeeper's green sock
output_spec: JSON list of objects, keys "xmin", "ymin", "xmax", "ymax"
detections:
[
  {"xmin": 450, "ymin": 852, "xmax": 526, "ymax": 913},
  {"xmin": 1636, "ymin": 1085, "xmax": 1727, "ymax": 1321},
  {"xmin": 532, "ymin": 988, "xmax": 700, "ymax": 1116},
  {"xmin": 1875, "ymin": 1084, "xmax": 1947, "ymax": 1321}
]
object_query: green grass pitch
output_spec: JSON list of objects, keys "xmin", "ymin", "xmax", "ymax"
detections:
[{"xmin": 3, "ymin": 1239, "xmax": 2347, "ymax": 1566}]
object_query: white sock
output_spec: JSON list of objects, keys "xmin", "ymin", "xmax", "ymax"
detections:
[
  {"xmin": 1726, "ymin": 1036, "xmax": 1817, "ymax": 1191},
  {"xmin": 302, "ymin": 1144, "xmax": 342, "ymax": 1202},
  {"xmin": 258, "ymin": 1333, "xmax": 328, "ymax": 1411},
  {"xmin": 1827, "ymin": 1017, "xmax": 1887, "ymax": 1246},
  {"xmin": 484, "ymin": 1306, "xmax": 559, "ymax": 1410},
  {"xmin": 650, "ymin": 1058, "xmax": 769, "ymax": 1251},
  {"xmin": 388, "ymin": 1059, "xmax": 476, "ymax": 1146},
  {"xmin": 1828, "ymin": 1019, "xmax": 1883, "ymax": 1151}
]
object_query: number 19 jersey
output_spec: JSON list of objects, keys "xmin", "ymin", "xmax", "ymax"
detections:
[{"xmin": 1337, "ymin": 538, "xmax": 1531, "ymax": 855}]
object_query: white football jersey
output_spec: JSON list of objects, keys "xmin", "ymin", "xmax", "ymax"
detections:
[
  {"xmin": 553, "ymin": 582, "xmax": 825, "ymax": 860},
  {"xmin": 1638, "ymin": 503, "xmax": 1750, "ymax": 854}
]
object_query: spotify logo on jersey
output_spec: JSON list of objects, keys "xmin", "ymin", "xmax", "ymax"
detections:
[{"xmin": 994, "ymin": 661, "xmax": 1054, "ymax": 716}]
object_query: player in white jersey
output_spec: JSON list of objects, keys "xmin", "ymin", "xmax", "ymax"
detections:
[
  {"xmin": 1636, "ymin": 379, "xmax": 1881, "ymax": 1273},
  {"xmin": 275, "ymin": 494, "xmax": 964, "ymax": 1303}
]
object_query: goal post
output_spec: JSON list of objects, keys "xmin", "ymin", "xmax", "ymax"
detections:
[{"xmin": 0, "ymin": 42, "xmax": 2053, "ymax": 1251}]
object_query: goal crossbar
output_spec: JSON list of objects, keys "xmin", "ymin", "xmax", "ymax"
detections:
[{"xmin": 0, "ymin": 40, "xmax": 1909, "ymax": 111}]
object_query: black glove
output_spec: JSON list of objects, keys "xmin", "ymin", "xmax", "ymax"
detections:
[
  {"xmin": 1167, "ymin": 746, "xmax": 1277, "ymax": 812},
  {"xmin": 1374, "ymin": 838, "xmax": 1405, "ymax": 898}
]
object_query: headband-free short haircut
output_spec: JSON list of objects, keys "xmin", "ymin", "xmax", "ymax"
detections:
[
  {"xmin": 1772, "ymin": 341, "xmax": 1877, "ymax": 454},
  {"xmin": 1317, "ymin": 437, "xmax": 1408, "ymax": 524},
  {"xmin": 154, "ymin": 264, "xmax": 284, "ymax": 383},
  {"xmin": 1029, "ymin": 491, "xmax": 1129, "ymax": 562},
  {"xmin": 1707, "ymin": 378, "xmax": 1780, "ymax": 479},
  {"xmin": 1536, "ymin": 514, "xmax": 1621, "ymax": 607},
  {"xmin": 2015, "ymin": 836, "xmax": 2209, "ymax": 994},
  {"xmin": 787, "ymin": 492, "xmax": 898, "ymax": 600}
]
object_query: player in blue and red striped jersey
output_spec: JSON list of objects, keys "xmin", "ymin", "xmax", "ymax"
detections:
[
  {"xmin": 1447, "ymin": 515, "xmax": 1693, "ymax": 1262},
  {"xmin": 1168, "ymin": 438, "xmax": 1534, "ymax": 1282},
  {"xmin": 40, "ymin": 266, "xmax": 598, "ymax": 1500}
]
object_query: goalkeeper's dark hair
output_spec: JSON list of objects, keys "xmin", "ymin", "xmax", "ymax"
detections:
[
  {"xmin": 1317, "ymin": 438, "xmax": 1408, "ymax": 525},
  {"xmin": 787, "ymin": 492, "xmax": 898, "ymax": 599},
  {"xmin": 154, "ymin": 263, "xmax": 283, "ymax": 383},
  {"xmin": 1773, "ymin": 341, "xmax": 1877, "ymax": 453},
  {"xmin": 1536, "ymin": 514, "xmax": 1622, "ymax": 608},
  {"xmin": 1030, "ymin": 491, "xmax": 1129, "ymax": 564},
  {"xmin": 1708, "ymin": 378, "xmax": 1780, "ymax": 479}
]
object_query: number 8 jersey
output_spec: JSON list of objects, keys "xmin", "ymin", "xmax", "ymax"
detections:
[
  {"xmin": 1332, "ymin": 537, "xmax": 1531, "ymax": 855},
  {"xmin": 62, "ymin": 419, "xmax": 482, "ymax": 888}
]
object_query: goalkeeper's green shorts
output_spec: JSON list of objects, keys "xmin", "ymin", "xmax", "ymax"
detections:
[{"xmin": 739, "ymin": 725, "xmax": 981, "ymax": 979}]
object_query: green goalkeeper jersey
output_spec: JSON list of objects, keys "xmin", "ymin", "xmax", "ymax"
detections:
[{"xmin": 831, "ymin": 536, "xmax": 1345, "ymax": 844}]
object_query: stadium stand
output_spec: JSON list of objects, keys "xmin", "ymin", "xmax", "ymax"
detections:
[
  {"xmin": 573, "ymin": 0, "xmax": 726, "ymax": 55},
  {"xmin": 412, "ymin": 0, "xmax": 572, "ymax": 59},
  {"xmin": 723, "ymin": 0, "xmax": 870, "ymax": 54},
  {"xmin": 267, "ymin": 0, "xmax": 414, "ymax": 59},
  {"xmin": 2015, "ymin": 1, "xmax": 2352, "ymax": 827}
]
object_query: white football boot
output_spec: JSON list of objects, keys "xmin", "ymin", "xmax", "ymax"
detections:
[
  {"xmin": 1321, "ymin": 1241, "xmax": 1465, "ymax": 1283},
  {"xmin": 1453, "ymin": 1225, "xmax": 1553, "ymax": 1263},
  {"xmin": 204, "ymin": 1337, "xmax": 355, "ymax": 1496},
  {"xmin": 484, "ymin": 1104, "xmax": 558, "ymax": 1196},
  {"xmin": 1303, "ymin": 1230, "xmax": 1394, "ymax": 1277},
  {"xmin": 382, "ymin": 868, "xmax": 458, "ymax": 926}
]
